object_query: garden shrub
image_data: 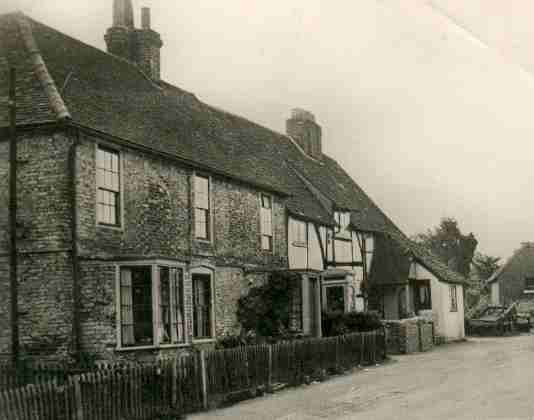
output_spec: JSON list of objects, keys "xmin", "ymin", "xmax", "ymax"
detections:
[
  {"xmin": 322, "ymin": 311, "xmax": 383, "ymax": 337},
  {"xmin": 236, "ymin": 271, "xmax": 301, "ymax": 339}
]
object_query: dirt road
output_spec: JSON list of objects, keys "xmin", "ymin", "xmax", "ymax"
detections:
[{"xmin": 190, "ymin": 335, "xmax": 534, "ymax": 420}]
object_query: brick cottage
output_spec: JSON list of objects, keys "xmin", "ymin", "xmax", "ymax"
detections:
[{"xmin": 0, "ymin": 2, "xmax": 466, "ymax": 362}]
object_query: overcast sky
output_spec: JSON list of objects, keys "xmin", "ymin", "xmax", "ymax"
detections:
[{"xmin": 3, "ymin": 0, "xmax": 534, "ymax": 261}]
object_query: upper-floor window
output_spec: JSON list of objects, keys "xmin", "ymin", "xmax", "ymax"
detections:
[
  {"xmin": 195, "ymin": 175, "xmax": 210, "ymax": 240},
  {"xmin": 97, "ymin": 147, "xmax": 120, "ymax": 226},
  {"xmin": 119, "ymin": 265, "xmax": 185, "ymax": 348},
  {"xmin": 525, "ymin": 277, "xmax": 534, "ymax": 291},
  {"xmin": 260, "ymin": 194, "xmax": 273, "ymax": 251},
  {"xmin": 449, "ymin": 284, "xmax": 458, "ymax": 312},
  {"xmin": 292, "ymin": 220, "xmax": 307, "ymax": 247},
  {"xmin": 334, "ymin": 211, "xmax": 350, "ymax": 236}
]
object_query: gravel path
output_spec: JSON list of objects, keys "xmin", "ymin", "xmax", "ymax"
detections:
[{"xmin": 190, "ymin": 335, "xmax": 534, "ymax": 420}]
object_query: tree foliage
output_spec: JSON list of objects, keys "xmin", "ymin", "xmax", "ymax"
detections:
[
  {"xmin": 237, "ymin": 271, "xmax": 300, "ymax": 338},
  {"xmin": 413, "ymin": 217, "xmax": 478, "ymax": 277},
  {"xmin": 472, "ymin": 252, "xmax": 501, "ymax": 281}
]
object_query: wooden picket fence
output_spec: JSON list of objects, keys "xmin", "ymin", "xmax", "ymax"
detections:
[
  {"xmin": 0, "ymin": 361, "xmax": 83, "ymax": 392},
  {"xmin": 204, "ymin": 329, "xmax": 386, "ymax": 402},
  {"xmin": 0, "ymin": 356, "xmax": 201, "ymax": 420},
  {"xmin": 0, "ymin": 329, "xmax": 386, "ymax": 419}
]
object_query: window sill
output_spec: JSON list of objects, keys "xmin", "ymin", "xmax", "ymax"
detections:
[
  {"xmin": 116, "ymin": 343, "xmax": 190, "ymax": 352},
  {"xmin": 97, "ymin": 223, "xmax": 124, "ymax": 232},
  {"xmin": 192, "ymin": 338, "xmax": 216, "ymax": 344},
  {"xmin": 523, "ymin": 290, "xmax": 534, "ymax": 294}
]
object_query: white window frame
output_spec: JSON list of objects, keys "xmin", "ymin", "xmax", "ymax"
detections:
[
  {"xmin": 260, "ymin": 193, "xmax": 274, "ymax": 251},
  {"xmin": 525, "ymin": 277, "xmax": 534, "ymax": 292},
  {"xmin": 191, "ymin": 266, "xmax": 216, "ymax": 343},
  {"xmin": 194, "ymin": 173, "xmax": 212, "ymax": 242},
  {"xmin": 292, "ymin": 219, "xmax": 307, "ymax": 248},
  {"xmin": 115, "ymin": 260, "xmax": 188, "ymax": 350},
  {"xmin": 449, "ymin": 284, "xmax": 458, "ymax": 312},
  {"xmin": 96, "ymin": 143, "xmax": 124, "ymax": 229}
]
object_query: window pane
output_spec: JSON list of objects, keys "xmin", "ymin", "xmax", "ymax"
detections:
[
  {"xmin": 120, "ymin": 266, "xmax": 153, "ymax": 347},
  {"xmin": 261, "ymin": 207, "xmax": 272, "ymax": 236},
  {"xmin": 262, "ymin": 194, "xmax": 271, "ymax": 209},
  {"xmin": 262, "ymin": 235, "xmax": 272, "ymax": 251},
  {"xmin": 159, "ymin": 267, "xmax": 171, "ymax": 344},
  {"xmin": 326, "ymin": 286, "xmax": 345, "ymax": 312},
  {"xmin": 172, "ymin": 269, "xmax": 185, "ymax": 343},
  {"xmin": 120, "ymin": 269, "xmax": 134, "ymax": 346},
  {"xmin": 195, "ymin": 176, "xmax": 209, "ymax": 209},
  {"xmin": 195, "ymin": 208, "xmax": 208, "ymax": 239},
  {"xmin": 193, "ymin": 274, "xmax": 212, "ymax": 338},
  {"xmin": 195, "ymin": 176, "xmax": 209, "ymax": 196},
  {"xmin": 97, "ymin": 147, "xmax": 120, "ymax": 226}
]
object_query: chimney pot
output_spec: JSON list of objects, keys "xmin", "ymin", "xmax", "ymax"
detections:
[
  {"xmin": 286, "ymin": 108, "xmax": 322, "ymax": 159},
  {"xmin": 141, "ymin": 7, "xmax": 151, "ymax": 30}
]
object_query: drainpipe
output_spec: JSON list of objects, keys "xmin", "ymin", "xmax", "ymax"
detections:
[
  {"xmin": 8, "ymin": 68, "xmax": 19, "ymax": 365},
  {"xmin": 69, "ymin": 129, "xmax": 81, "ymax": 361}
]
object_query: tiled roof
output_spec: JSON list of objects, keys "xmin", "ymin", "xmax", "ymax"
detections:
[
  {"xmin": 485, "ymin": 243, "xmax": 534, "ymax": 286},
  {"xmin": 388, "ymin": 232, "xmax": 467, "ymax": 285},
  {"xmin": 0, "ymin": 11, "xmax": 465, "ymax": 285}
]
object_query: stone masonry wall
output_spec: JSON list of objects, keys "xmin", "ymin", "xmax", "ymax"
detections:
[
  {"xmin": 0, "ymin": 130, "xmax": 75, "ymax": 360},
  {"xmin": 74, "ymin": 133, "xmax": 288, "ymax": 360},
  {"xmin": 1, "ymin": 129, "xmax": 289, "ymax": 361},
  {"xmin": 384, "ymin": 317, "xmax": 434, "ymax": 354}
]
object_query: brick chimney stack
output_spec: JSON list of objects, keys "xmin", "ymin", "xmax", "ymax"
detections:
[
  {"xmin": 286, "ymin": 109, "xmax": 323, "ymax": 159},
  {"xmin": 105, "ymin": 1, "xmax": 163, "ymax": 81},
  {"xmin": 113, "ymin": 0, "xmax": 134, "ymax": 28},
  {"xmin": 135, "ymin": 7, "xmax": 163, "ymax": 81}
]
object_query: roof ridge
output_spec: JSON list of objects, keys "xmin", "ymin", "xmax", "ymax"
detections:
[
  {"xmin": 15, "ymin": 12, "xmax": 71, "ymax": 121},
  {"xmin": 26, "ymin": 15, "xmax": 164, "ymax": 95}
]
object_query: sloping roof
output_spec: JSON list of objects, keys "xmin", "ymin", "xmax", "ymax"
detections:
[
  {"xmin": 486, "ymin": 243, "xmax": 534, "ymax": 286},
  {"xmin": 0, "ymin": 12, "xmax": 399, "ymax": 231},
  {"xmin": 388, "ymin": 232, "xmax": 467, "ymax": 285},
  {"xmin": 0, "ymin": 12, "xmax": 467, "ymax": 286}
]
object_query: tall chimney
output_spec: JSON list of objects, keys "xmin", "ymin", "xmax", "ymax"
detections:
[
  {"xmin": 286, "ymin": 109, "xmax": 323, "ymax": 159},
  {"xmin": 141, "ymin": 7, "xmax": 151, "ymax": 30},
  {"xmin": 105, "ymin": 2, "xmax": 164, "ymax": 81},
  {"xmin": 113, "ymin": 0, "xmax": 134, "ymax": 28},
  {"xmin": 135, "ymin": 7, "xmax": 163, "ymax": 81},
  {"xmin": 105, "ymin": 0, "xmax": 135, "ymax": 60}
]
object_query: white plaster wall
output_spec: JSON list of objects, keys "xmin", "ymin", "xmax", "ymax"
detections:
[
  {"xmin": 491, "ymin": 282, "xmax": 500, "ymax": 305},
  {"xmin": 307, "ymin": 223, "xmax": 324, "ymax": 271},
  {"xmin": 438, "ymin": 281, "xmax": 465, "ymax": 341},
  {"xmin": 411, "ymin": 262, "xmax": 465, "ymax": 341},
  {"xmin": 366, "ymin": 235, "xmax": 374, "ymax": 275},
  {"xmin": 288, "ymin": 217, "xmax": 308, "ymax": 269}
]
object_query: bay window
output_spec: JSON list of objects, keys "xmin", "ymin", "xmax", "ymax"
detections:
[{"xmin": 118, "ymin": 264, "xmax": 185, "ymax": 348}]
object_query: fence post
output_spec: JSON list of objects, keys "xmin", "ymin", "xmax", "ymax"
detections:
[
  {"xmin": 267, "ymin": 344, "xmax": 273, "ymax": 391},
  {"xmin": 171, "ymin": 357, "xmax": 178, "ymax": 409},
  {"xmin": 382, "ymin": 325, "xmax": 387, "ymax": 359},
  {"xmin": 199, "ymin": 350, "xmax": 208, "ymax": 410},
  {"xmin": 72, "ymin": 375, "xmax": 84, "ymax": 420}
]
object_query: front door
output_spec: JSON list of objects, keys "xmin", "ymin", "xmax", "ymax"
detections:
[{"xmin": 308, "ymin": 276, "xmax": 320, "ymax": 337}]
